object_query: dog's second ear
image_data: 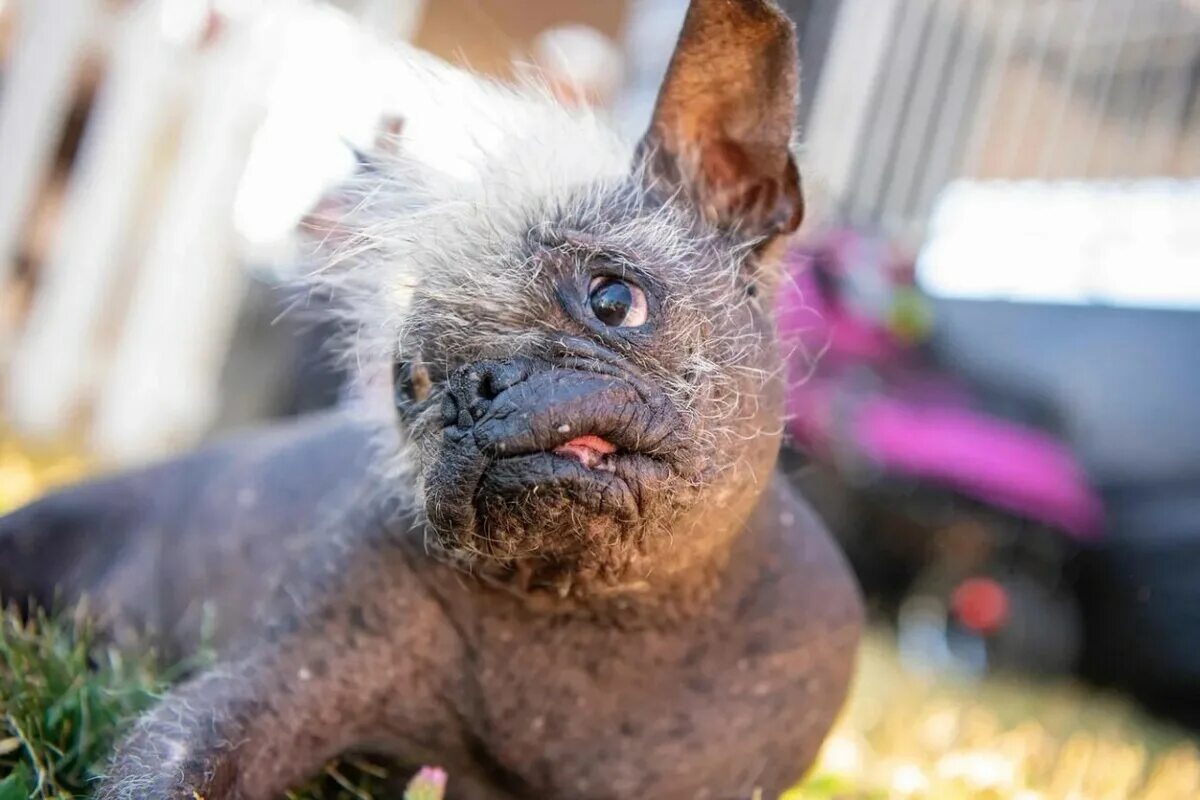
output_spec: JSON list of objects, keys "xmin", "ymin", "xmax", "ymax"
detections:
[{"xmin": 639, "ymin": 0, "xmax": 803, "ymax": 240}]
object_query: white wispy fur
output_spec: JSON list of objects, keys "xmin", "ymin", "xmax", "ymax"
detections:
[{"xmin": 312, "ymin": 47, "xmax": 638, "ymax": 403}]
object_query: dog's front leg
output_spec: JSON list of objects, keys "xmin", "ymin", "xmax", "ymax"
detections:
[
  {"xmin": 96, "ymin": 590, "xmax": 459, "ymax": 800},
  {"xmin": 95, "ymin": 649, "xmax": 353, "ymax": 800}
]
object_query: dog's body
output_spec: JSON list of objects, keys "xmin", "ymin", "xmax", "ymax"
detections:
[
  {"xmin": 1, "ymin": 2, "xmax": 862, "ymax": 797},
  {"xmin": 3, "ymin": 411, "xmax": 858, "ymax": 798}
]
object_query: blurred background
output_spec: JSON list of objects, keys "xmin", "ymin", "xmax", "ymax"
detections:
[{"xmin": 2, "ymin": 0, "xmax": 1200, "ymax": 796}]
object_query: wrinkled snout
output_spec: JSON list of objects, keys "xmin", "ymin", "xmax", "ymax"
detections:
[
  {"xmin": 421, "ymin": 356, "xmax": 696, "ymax": 558},
  {"xmin": 439, "ymin": 358, "xmax": 682, "ymax": 461}
]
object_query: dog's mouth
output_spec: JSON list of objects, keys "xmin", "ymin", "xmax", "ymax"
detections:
[
  {"xmin": 471, "ymin": 379, "xmax": 678, "ymax": 519},
  {"xmin": 423, "ymin": 356, "xmax": 693, "ymax": 549}
]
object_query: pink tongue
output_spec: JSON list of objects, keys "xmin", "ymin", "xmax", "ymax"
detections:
[
  {"xmin": 553, "ymin": 435, "xmax": 616, "ymax": 467},
  {"xmin": 561, "ymin": 435, "xmax": 616, "ymax": 454}
]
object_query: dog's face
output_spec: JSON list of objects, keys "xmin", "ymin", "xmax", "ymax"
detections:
[
  {"xmin": 382, "ymin": 0, "xmax": 802, "ymax": 587},
  {"xmin": 393, "ymin": 194, "xmax": 785, "ymax": 584}
]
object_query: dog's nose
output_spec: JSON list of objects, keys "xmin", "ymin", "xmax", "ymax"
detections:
[
  {"xmin": 477, "ymin": 360, "xmax": 526, "ymax": 399},
  {"xmin": 443, "ymin": 361, "xmax": 528, "ymax": 428}
]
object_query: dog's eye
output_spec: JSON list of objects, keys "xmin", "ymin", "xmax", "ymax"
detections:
[{"xmin": 588, "ymin": 277, "xmax": 648, "ymax": 328}]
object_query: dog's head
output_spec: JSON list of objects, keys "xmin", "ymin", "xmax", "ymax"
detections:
[{"xmin": 349, "ymin": 0, "xmax": 802, "ymax": 591}]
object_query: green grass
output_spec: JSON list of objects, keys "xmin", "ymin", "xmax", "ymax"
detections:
[
  {"xmin": 0, "ymin": 607, "xmax": 404, "ymax": 800},
  {"xmin": 0, "ymin": 607, "xmax": 167, "ymax": 800}
]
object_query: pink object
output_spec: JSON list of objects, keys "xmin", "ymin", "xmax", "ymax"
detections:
[
  {"xmin": 857, "ymin": 397, "xmax": 1103, "ymax": 539},
  {"xmin": 555, "ymin": 434, "xmax": 617, "ymax": 468},
  {"xmin": 778, "ymin": 232, "xmax": 1104, "ymax": 541},
  {"xmin": 404, "ymin": 766, "xmax": 448, "ymax": 800}
]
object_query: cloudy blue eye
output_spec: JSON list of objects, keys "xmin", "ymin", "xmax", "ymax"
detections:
[{"xmin": 588, "ymin": 277, "xmax": 648, "ymax": 328}]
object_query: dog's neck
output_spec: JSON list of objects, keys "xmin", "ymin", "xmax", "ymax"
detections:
[{"xmin": 419, "ymin": 470, "xmax": 792, "ymax": 631}]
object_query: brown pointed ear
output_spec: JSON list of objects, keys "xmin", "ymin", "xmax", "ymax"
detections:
[{"xmin": 639, "ymin": 0, "xmax": 803, "ymax": 239}]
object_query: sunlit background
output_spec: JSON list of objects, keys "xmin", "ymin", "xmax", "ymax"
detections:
[{"xmin": 2, "ymin": 0, "xmax": 1200, "ymax": 797}]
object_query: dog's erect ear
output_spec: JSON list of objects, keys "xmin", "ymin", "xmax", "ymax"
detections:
[{"xmin": 639, "ymin": 0, "xmax": 803, "ymax": 239}]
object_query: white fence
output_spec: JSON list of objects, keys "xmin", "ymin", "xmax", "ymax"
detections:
[
  {"xmin": 0, "ymin": 0, "xmax": 425, "ymax": 462},
  {"xmin": 803, "ymin": 0, "xmax": 1200, "ymax": 241}
]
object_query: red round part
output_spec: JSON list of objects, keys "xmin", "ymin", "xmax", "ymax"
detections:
[{"xmin": 951, "ymin": 577, "xmax": 1010, "ymax": 635}]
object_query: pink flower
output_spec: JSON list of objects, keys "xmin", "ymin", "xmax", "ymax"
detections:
[{"xmin": 403, "ymin": 766, "xmax": 448, "ymax": 800}]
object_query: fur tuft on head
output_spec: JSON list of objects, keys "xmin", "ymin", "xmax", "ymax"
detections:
[{"xmin": 312, "ymin": 51, "xmax": 637, "ymax": 405}]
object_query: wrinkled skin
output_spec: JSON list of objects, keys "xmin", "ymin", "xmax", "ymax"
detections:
[
  {"xmin": 0, "ymin": 1, "xmax": 862, "ymax": 797},
  {"xmin": 424, "ymin": 345, "xmax": 696, "ymax": 580}
]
